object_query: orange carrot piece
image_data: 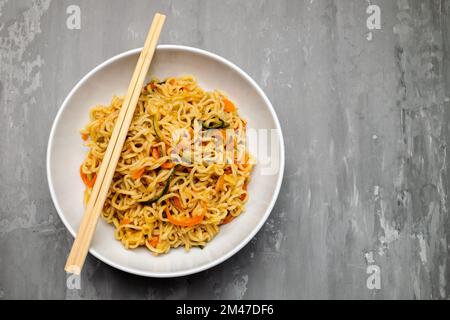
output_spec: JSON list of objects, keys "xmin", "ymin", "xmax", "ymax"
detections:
[
  {"xmin": 172, "ymin": 197, "xmax": 184, "ymax": 210},
  {"xmin": 222, "ymin": 214, "xmax": 235, "ymax": 225},
  {"xmin": 80, "ymin": 165, "xmax": 96, "ymax": 188},
  {"xmin": 80, "ymin": 165, "xmax": 89, "ymax": 185},
  {"xmin": 86, "ymin": 174, "xmax": 97, "ymax": 188},
  {"xmin": 165, "ymin": 206, "xmax": 205, "ymax": 227},
  {"xmin": 161, "ymin": 161, "xmax": 174, "ymax": 169},
  {"xmin": 132, "ymin": 167, "xmax": 145, "ymax": 179},
  {"xmin": 120, "ymin": 218, "xmax": 132, "ymax": 225},
  {"xmin": 223, "ymin": 98, "xmax": 236, "ymax": 112},
  {"xmin": 215, "ymin": 175, "xmax": 225, "ymax": 193},
  {"xmin": 81, "ymin": 133, "xmax": 88, "ymax": 141},
  {"xmin": 152, "ymin": 147, "xmax": 160, "ymax": 160},
  {"xmin": 149, "ymin": 236, "xmax": 159, "ymax": 247}
]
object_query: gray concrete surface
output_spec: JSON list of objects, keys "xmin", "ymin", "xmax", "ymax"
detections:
[{"xmin": 1, "ymin": 0, "xmax": 450, "ymax": 299}]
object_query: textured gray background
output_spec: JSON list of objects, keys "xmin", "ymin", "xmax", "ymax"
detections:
[{"xmin": 1, "ymin": 0, "xmax": 449, "ymax": 299}]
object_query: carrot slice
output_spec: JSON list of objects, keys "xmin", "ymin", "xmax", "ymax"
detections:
[
  {"xmin": 80, "ymin": 165, "xmax": 88, "ymax": 185},
  {"xmin": 120, "ymin": 218, "xmax": 132, "ymax": 225},
  {"xmin": 172, "ymin": 197, "xmax": 184, "ymax": 210},
  {"xmin": 86, "ymin": 174, "xmax": 97, "ymax": 188},
  {"xmin": 165, "ymin": 205, "xmax": 205, "ymax": 227},
  {"xmin": 80, "ymin": 165, "xmax": 96, "ymax": 188},
  {"xmin": 152, "ymin": 147, "xmax": 160, "ymax": 160},
  {"xmin": 215, "ymin": 175, "xmax": 225, "ymax": 193},
  {"xmin": 132, "ymin": 167, "xmax": 145, "ymax": 179},
  {"xmin": 149, "ymin": 236, "xmax": 159, "ymax": 247},
  {"xmin": 161, "ymin": 161, "xmax": 174, "ymax": 169},
  {"xmin": 81, "ymin": 133, "xmax": 88, "ymax": 141},
  {"xmin": 223, "ymin": 98, "xmax": 236, "ymax": 112},
  {"xmin": 222, "ymin": 214, "xmax": 235, "ymax": 225}
]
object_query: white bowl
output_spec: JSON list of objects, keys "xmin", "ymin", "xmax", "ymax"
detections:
[{"xmin": 47, "ymin": 45, "xmax": 285, "ymax": 277}]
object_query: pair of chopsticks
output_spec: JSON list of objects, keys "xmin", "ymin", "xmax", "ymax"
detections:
[{"xmin": 65, "ymin": 13, "xmax": 166, "ymax": 274}]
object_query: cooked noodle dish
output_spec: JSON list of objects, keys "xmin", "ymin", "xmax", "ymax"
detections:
[{"xmin": 79, "ymin": 76, "xmax": 254, "ymax": 255}]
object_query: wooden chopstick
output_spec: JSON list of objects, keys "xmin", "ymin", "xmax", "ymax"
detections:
[{"xmin": 65, "ymin": 13, "xmax": 166, "ymax": 274}]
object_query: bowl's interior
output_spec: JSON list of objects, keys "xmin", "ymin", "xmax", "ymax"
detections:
[{"xmin": 48, "ymin": 46, "xmax": 283, "ymax": 277}]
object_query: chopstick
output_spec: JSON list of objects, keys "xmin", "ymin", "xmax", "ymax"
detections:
[{"xmin": 65, "ymin": 13, "xmax": 166, "ymax": 274}]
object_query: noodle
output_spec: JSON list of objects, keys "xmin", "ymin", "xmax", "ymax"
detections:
[{"xmin": 79, "ymin": 76, "xmax": 254, "ymax": 254}]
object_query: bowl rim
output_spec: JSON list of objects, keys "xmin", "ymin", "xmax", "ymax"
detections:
[{"xmin": 46, "ymin": 44, "xmax": 285, "ymax": 277}]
